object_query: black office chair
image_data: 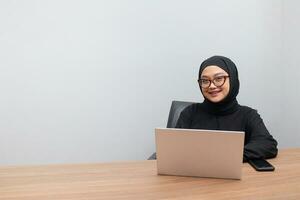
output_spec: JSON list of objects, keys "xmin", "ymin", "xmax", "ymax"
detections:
[{"xmin": 148, "ymin": 100, "xmax": 195, "ymax": 160}]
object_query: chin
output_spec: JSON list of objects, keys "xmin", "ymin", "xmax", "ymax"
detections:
[
  {"xmin": 204, "ymin": 95, "xmax": 224, "ymax": 103},
  {"xmin": 208, "ymin": 98, "xmax": 222, "ymax": 103}
]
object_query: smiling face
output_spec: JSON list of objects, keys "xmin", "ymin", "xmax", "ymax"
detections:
[{"xmin": 199, "ymin": 65, "xmax": 230, "ymax": 103}]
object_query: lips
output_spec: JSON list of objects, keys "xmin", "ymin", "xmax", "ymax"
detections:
[{"xmin": 208, "ymin": 90, "xmax": 221, "ymax": 97}]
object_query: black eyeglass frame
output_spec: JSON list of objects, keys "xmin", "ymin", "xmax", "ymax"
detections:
[{"xmin": 198, "ymin": 76, "xmax": 229, "ymax": 89}]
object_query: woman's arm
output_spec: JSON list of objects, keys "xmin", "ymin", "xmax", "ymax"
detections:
[{"xmin": 243, "ymin": 109, "xmax": 278, "ymax": 161}]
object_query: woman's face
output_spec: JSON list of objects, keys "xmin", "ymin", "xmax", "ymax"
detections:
[{"xmin": 200, "ymin": 65, "xmax": 230, "ymax": 103}]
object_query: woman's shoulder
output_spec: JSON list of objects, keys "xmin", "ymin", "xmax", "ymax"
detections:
[
  {"xmin": 182, "ymin": 102, "xmax": 199, "ymax": 110},
  {"xmin": 181, "ymin": 102, "xmax": 202, "ymax": 114},
  {"xmin": 238, "ymin": 105, "xmax": 260, "ymax": 116}
]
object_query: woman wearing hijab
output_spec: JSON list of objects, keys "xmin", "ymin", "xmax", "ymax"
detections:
[{"xmin": 176, "ymin": 55, "xmax": 278, "ymax": 161}]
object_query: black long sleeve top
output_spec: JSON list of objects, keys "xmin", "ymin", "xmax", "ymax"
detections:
[{"xmin": 175, "ymin": 103, "xmax": 278, "ymax": 161}]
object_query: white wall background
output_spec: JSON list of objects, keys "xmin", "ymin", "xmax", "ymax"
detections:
[
  {"xmin": 0, "ymin": 0, "xmax": 296, "ymax": 165},
  {"xmin": 281, "ymin": 0, "xmax": 300, "ymax": 147}
]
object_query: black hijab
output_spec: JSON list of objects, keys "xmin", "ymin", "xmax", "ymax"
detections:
[{"xmin": 198, "ymin": 55, "xmax": 240, "ymax": 115}]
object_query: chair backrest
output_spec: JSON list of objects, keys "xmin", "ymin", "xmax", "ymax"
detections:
[
  {"xmin": 166, "ymin": 100, "xmax": 195, "ymax": 128},
  {"xmin": 148, "ymin": 100, "xmax": 195, "ymax": 160}
]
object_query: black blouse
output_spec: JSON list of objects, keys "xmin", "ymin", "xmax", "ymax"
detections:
[{"xmin": 175, "ymin": 103, "xmax": 278, "ymax": 161}]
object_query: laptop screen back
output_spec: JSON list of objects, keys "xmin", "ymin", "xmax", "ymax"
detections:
[{"xmin": 155, "ymin": 128, "xmax": 245, "ymax": 179}]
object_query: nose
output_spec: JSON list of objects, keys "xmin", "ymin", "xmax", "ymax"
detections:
[{"xmin": 208, "ymin": 81, "xmax": 217, "ymax": 89}]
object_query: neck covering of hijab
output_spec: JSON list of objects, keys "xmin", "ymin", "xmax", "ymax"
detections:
[{"xmin": 198, "ymin": 55, "xmax": 240, "ymax": 115}]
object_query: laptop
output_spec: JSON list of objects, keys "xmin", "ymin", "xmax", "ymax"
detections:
[{"xmin": 155, "ymin": 128, "xmax": 245, "ymax": 179}]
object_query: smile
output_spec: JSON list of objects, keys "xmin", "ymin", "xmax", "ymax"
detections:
[{"xmin": 208, "ymin": 90, "xmax": 222, "ymax": 97}]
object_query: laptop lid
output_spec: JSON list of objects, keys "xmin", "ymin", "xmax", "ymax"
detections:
[{"xmin": 155, "ymin": 128, "xmax": 245, "ymax": 179}]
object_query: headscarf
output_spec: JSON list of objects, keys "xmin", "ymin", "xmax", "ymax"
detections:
[{"xmin": 198, "ymin": 55, "xmax": 240, "ymax": 115}]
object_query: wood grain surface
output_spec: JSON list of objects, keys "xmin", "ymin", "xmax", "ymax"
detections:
[{"xmin": 1, "ymin": 148, "xmax": 300, "ymax": 200}]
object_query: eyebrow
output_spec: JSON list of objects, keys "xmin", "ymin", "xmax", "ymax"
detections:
[{"xmin": 201, "ymin": 72, "xmax": 227, "ymax": 79}]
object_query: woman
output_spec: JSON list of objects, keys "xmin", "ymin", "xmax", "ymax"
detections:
[{"xmin": 176, "ymin": 55, "xmax": 278, "ymax": 161}]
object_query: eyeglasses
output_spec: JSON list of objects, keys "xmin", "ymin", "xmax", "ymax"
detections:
[{"xmin": 198, "ymin": 76, "xmax": 229, "ymax": 89}]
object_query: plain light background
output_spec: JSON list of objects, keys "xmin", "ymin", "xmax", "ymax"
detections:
[{"xmin": 0, "ymin": 0, "xmax": 298, "ymax": 165}]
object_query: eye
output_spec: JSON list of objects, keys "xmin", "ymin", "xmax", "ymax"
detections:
[
  {"xmin": 201, "ymin": 79, "xmax": 210, "ymax": 84},
  {"xmin": 214, "ymin": 76, "xmax": 224, "ymax": 83}
]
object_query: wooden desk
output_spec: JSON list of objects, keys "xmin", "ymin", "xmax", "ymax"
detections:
[{"xmin": 1, "ymin": 148, "xmax": 300, "ymax": 200}]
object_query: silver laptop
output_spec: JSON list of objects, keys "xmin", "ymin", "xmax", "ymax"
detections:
[{"xmin": 155, "ymin": 128, "xmax": 245, "ymax": 179}]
